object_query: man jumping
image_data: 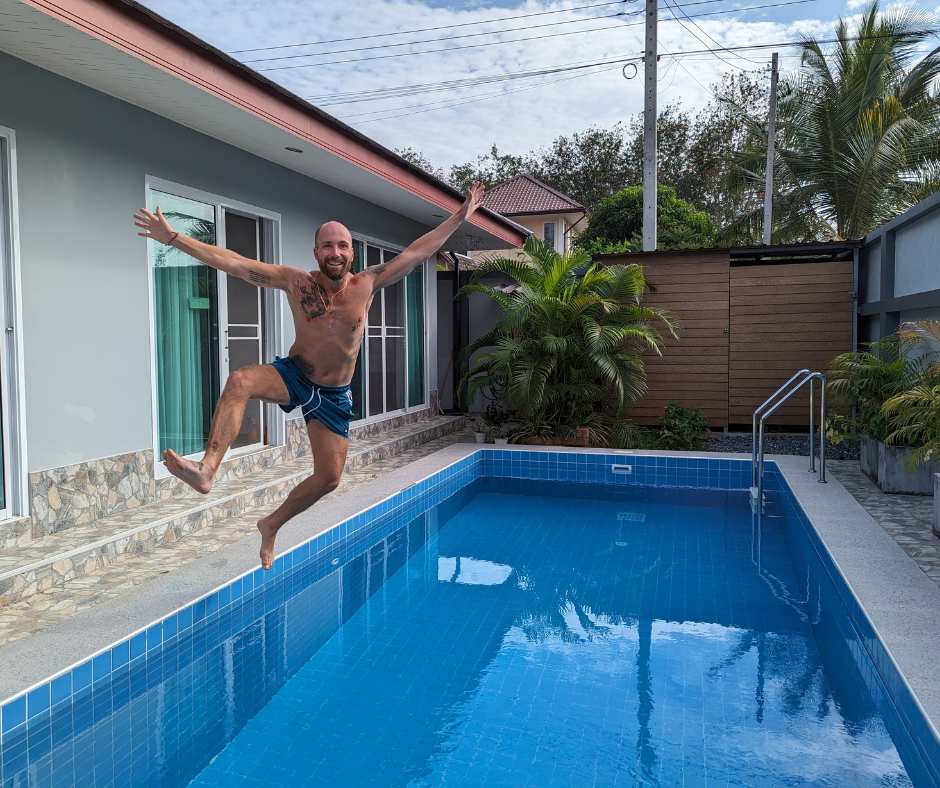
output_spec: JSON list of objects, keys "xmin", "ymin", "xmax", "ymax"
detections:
[{"xmin": 134, "ymin": 182, "xmax": 485, "ymax": 569}]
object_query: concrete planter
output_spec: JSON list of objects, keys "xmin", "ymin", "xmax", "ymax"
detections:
[
  {"xmin": 860, "ymin": 434, "xmax": 880, "ymax": 482},
  {"xmin": 861, "ymin": 434, "xmax": 938, "ymax": 495},
  {"xmin": 934, "ymin": 474, "xmax": 940, "ymax": 537}
]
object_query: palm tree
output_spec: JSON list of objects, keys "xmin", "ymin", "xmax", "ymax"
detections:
[
  {"xmin": 730, "ymin": 1, "xmax": 940, "ymax": 241},
  {"xmin": 460, "ymin": 237, "xmax": 676, "ymax": 444}
]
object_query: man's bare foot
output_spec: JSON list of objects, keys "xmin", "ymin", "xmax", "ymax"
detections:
[
  {"xmin": 257, "ymin": 517, "xmax": 279, "ymax": 570},
  {"xmin": 163, "ymin": 449, "xmax": 213, "ymax": 494}
]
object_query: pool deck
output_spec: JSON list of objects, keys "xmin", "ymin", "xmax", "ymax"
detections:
[{"xmin": 0, "ymin": 445, "xmax": 938, "ymax": 753}]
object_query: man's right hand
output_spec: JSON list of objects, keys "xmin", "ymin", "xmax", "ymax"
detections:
[{"xmin": 134, "ymin": 207, "xmax": 176, "ymax": 244}]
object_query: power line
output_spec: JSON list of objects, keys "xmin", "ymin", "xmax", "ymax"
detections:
[
  {"xmin": 312, "ymin": 56, "xmax": 640, "ymax": 106},
  {"xmin": 664, "ymin": 0, "xmax": 763, "ymax": 66},
  {"xmin": 349, "ymin": 63, "xmax": 626, "ymax": 123},
  {"xmin": 243, "ymin": 11, "xmax": 627, "ymax": 64},
  {"xmin": 230, "ymin": 0, "xmax": 628, "ymax": 53},
  {"xmin": 258, "ymin": 0, "xmax": 818, "ymax": 72},
  {"xmin": 661, "ymin": 0, "xmax": 748, "ymax": 71},
  {"xmin": 307, "ymin": 27, "xmax": 939, "ymax": 109}
]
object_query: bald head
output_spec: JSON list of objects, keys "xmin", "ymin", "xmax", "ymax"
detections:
[{"xmin": 314, "ymin": 220, "xmax": 354, "ymax": 281}]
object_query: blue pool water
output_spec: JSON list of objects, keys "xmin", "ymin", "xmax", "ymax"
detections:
[{"xmin": 1, "ymin": 457, "xmax": 933, "ymax": 787}]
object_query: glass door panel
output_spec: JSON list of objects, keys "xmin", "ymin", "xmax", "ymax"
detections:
[
  {"xmin": 406, "ymin": 266, "xmax": 425, "ymax": 407},
  {"xmin": 148, "ymin": 189, "xmax": 220, "ymax": 457},
  {"xmin": 350, "ymin": 240, "xmax": 365, "ymax": 420},
  {"xmin": 384, "ymin": 274, "xmax": 406, "ymax": 412},
  {"xmin": 223, "ymin": 211, "xmax": 264, "ymax": 449}
]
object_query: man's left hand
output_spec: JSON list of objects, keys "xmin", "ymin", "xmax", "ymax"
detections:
[{"xmin": 463, "ymin": 181, "xmax": 485, "ymax": 217}]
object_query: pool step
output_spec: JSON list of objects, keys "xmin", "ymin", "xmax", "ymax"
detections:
[{"xmin": 0, "ymin": 415, "xmax": 464, "ymax": 607}]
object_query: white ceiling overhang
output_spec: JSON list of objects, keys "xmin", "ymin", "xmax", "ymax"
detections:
[{"xmin": 0, "ymin": 0, "xmax": 528, "ymax": 250}]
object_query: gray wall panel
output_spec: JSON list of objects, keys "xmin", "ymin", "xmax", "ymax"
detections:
[{"xmin": 1, "ymin": 51, "xmax": 432, "ymax": 470}]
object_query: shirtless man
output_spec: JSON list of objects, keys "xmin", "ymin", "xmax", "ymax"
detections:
[{"xmin": 134, "ymin": 182, "xmax": 485, "ymax": 569}]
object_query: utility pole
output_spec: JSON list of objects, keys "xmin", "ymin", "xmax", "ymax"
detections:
[
  {"xmin": 642, "ymin": 0, "xmax": 658, "ymax": 251},
  {"xmin": 762, "ymin": 52, "xmax": 779, "ymax": 246}
]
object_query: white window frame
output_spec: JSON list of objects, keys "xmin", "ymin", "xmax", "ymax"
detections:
[
  {"xmin": 351, "ymin": 231, "xmax": 429, "ymax": 427},
  {"xmin": 0, "ymin": 127, "xmax": 28, "ymax": 520},
  {"xmin": 543, "ymin": 221, "xmax": 557, "ymax": 252},
  {"xmin": 144, "ymin": 176, "xmax": 284, "ymax": 480}
]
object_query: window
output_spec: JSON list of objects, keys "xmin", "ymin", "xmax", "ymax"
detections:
[
  {"xmin": 543, "ymin": 222, "xmax": 556, "ymax": 251},
  {"xmin": 354, "ymin": 239, "xmax": 426, "ymax": 420}
]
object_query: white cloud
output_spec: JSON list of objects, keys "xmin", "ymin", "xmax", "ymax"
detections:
[{"xmin": 142, "ymin": 0, "xmax": 934, "ymax": 171}]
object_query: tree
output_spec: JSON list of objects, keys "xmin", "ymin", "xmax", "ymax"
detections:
[
  {"xmin": 528, "ymin": 125, "xmax": 636, "ymax": 211},
  {"xmin": 395, "ymin": 146, "xmax": 446, "ymax": 180},
  {"xmin": 729, "ymin": 1, "xmax": 940, "ymax": 241},
  {"xmin": 575, "ymin": 185, "xmax": 717, "ymax": 253},
  {"xmin": 448, "ymin": 145, "xmax": 528, "ymax": 192}
]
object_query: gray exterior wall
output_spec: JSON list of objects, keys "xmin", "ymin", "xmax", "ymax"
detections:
[
  {"xmin": 1, "ymin": 51, "xmax": 436, "ymax": 471},
  {"xmin": 857, "ymin": 190, "xmax": 940, "ymax": 344}
]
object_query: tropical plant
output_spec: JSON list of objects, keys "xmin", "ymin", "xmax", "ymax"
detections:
[
  {"xmin": 828, "ymin": 321, "xmax": 940, "ymax": 441},
  {"xmin": 575, "ymin": 185, "xmax": 717, "ymax": 254},
  {"xmin": 881, "ymin": 321, "xmax": 940, "ymax": 463},
  {"xmin": 460, "ymin": 237, "xmax": 676, "ymax": 443},
  {"xmin": 728, "ymin": 1, "xmax": 940, "ymax": 241}
]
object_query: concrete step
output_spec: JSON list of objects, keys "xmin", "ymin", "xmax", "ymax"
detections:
[{"xmin": 0, "ymin": 415, "xmax": 463, "ymax": 607}]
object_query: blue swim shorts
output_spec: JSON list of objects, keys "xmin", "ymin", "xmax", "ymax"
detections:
[{"xmin": 271, "ymin": 356, "xmax": 354, "ymax": 439}]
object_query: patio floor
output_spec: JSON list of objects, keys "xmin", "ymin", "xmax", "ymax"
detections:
[{"xmin": 828, "ymin": 460, "xmax": 940, "ymax": 587}]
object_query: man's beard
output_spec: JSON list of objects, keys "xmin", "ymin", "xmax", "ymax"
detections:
[{"xmin": 321, "ymin": 259, "xmax": 350, "ymax": 280}]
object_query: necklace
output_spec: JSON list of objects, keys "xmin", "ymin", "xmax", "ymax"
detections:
[{"xmin": 313, "ymin": 273, "xmax": 349, "ymax": 314}]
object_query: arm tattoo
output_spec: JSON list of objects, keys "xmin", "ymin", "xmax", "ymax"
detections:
[{"xmin": 247, "ymin": 270, "xmax": 271, "ymax": 286}]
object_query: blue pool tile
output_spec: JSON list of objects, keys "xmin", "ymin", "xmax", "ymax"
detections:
[
  {"xmin": 111, "ymin": 640, "xmax": 129, "ymax": 669},
  {"xmin": 50, "ymin": 674, "xmax": 71, "ymax": 708},
  {"xmin": 91, "ymin": 653, "xmax": 110, "ymax": 683},
  {"xmin": 130, "ymin": 632, "xmax": 146, "ymax": 660},
  {"xmin": 2, "ymin": 695, "xmax": 26, "ymax": 733},
  {"xmin": 26, "ymin": 685, "xmax": 49, "ymax": 719},
  {"xmin": 146, "ymin": 624, "xmax": 162, "ymax": 652},
  {"xmin": 162, "ymin": 615, "xmax": 178, "ymax": 641},
  {"xmin": 71, "ymin": 661, "xmax": 92, "ymax": 693}
]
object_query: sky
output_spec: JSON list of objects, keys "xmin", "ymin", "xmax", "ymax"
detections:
[{"xmin": 144, "ymin": 0, "xmax": 940, "ymax": 172}]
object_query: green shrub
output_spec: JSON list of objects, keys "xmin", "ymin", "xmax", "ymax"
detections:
[{"xmin": 658, "ymin": 402, "xmax": 709, "ymax": 450}]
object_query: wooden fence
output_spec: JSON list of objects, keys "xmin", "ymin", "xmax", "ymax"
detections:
[{"xmin": 600, "ymin": 244, "xmax": 857, "ymax": 429}]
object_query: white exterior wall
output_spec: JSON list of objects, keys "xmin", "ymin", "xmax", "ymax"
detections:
[{"xmin": 1, "ymin": 51, "xmax": 437, "ymax": 472}]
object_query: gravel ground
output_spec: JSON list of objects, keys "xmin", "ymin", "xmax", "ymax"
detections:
[{"xmin": 705, "ymin": 432, "xmax": 860, "ymax": 460}]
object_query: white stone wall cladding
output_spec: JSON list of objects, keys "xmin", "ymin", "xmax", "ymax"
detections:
[{"xmin": 24, "ymin": 408, "xmax": 435, "ymax": 539}]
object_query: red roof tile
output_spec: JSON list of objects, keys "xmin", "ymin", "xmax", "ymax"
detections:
[{"xmin": 483, "ymin": 174, "xmax": 584, "ymax": 216}]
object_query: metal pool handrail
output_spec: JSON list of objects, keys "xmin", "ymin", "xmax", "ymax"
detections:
[
  {"xmin": 752, "ymin": 370, "xmax": 827, "ymax": 506},
  {"xmin": 751, "ymin": 369, "xmax": 811, "ymax": 487}
]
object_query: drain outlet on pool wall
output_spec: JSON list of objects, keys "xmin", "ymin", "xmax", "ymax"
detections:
[{"xmin": 611, "ymin": 464, "xmax": 633, "ymax": 475}]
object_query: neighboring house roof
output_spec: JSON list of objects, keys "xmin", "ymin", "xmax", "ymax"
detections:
[
  {"xmin": 483, "ymin": 174, "xmax": 584, "ymax": 217},
  {"xmin": 2, "ymin": 0, "xmax": 526, "ymax": 250}
]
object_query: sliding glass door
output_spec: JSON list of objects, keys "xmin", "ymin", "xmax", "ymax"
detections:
[
  {"xmin": 355, "ymin": 239, "xmax": 426, "ymax": 421},
  {"xmin": 148, "ymin": 186, "xmax": 278, "ymax": 462}
]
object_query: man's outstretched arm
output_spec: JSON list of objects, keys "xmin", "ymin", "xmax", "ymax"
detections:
[
  {"xmin": 134, "ymin": 207, "xmax": 294, "ymax": 290},
  {"xmin": 367, "ymin": 182, "xmax": 485, "ymax": 291}
]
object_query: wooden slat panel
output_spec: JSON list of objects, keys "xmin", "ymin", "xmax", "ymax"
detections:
[
  {"xmin": 623, "ymin": 254, "xmax": 731, "ymax": 427},
  {"xmin": 728, "ymin": 260, "xmax": 853, "ymax": 427}
]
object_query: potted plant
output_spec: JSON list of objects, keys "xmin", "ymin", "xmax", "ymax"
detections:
[
  {"xmin": 828, "ymin": 321, "xmax": 940, "ymax": 494},
  {"xmin": 471, "ymin": 417, "xmax": 487, "ymax": 444},
  {"xmin": 493, "ymin": 423, "xmax": 514, "ymax": 446}
]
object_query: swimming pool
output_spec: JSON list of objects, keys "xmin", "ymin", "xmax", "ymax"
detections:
[{"xmin": 1, "ymin": 451, "xmax": 937, "ymax": 786}]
